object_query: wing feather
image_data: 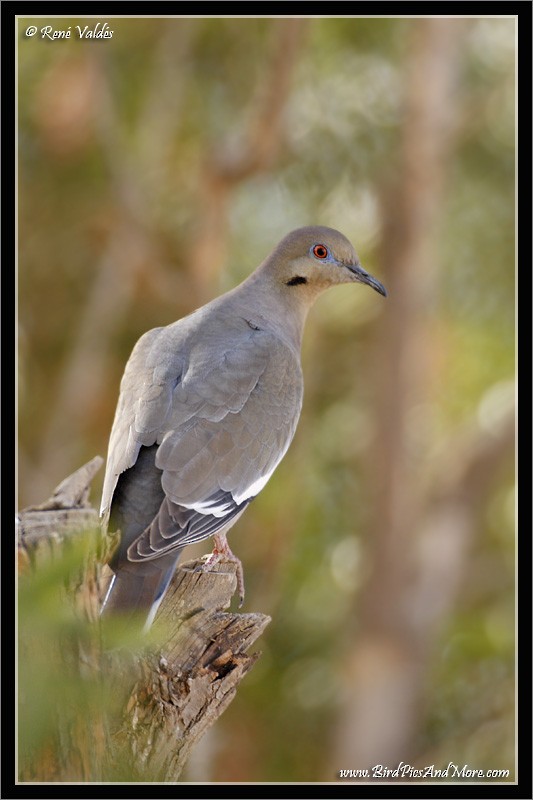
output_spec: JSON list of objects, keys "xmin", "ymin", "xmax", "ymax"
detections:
[{"xmin": 102, "ymin": 310, "xmax": 303, "ymax": 562}]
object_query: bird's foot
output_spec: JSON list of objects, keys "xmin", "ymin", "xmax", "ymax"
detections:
[{"xmin": 199, "ymin": 534, "xmax": 245, "ymax": 607}]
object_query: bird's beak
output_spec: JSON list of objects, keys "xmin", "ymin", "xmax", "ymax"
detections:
[{"xmin": 345, "ymin": 263, "xmax": 387, "ymax": 297}]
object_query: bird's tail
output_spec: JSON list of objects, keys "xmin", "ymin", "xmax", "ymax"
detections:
[{"xmin": 100, "ymin": 551, "xmax": 183, "ymax": 630}]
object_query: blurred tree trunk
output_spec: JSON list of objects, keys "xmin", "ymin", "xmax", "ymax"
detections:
[
  {"xmin": 330, "ymin": 17, "xmax": 509, "ymax": 772},
  {"xmin": 187, "ymin": 18, "xmax": 307, "ymax": 300}
]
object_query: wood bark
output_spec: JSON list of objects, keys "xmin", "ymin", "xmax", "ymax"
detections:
[{"xmin": 17, "ymin": 458, "xmax": 270, "ymax": 782}]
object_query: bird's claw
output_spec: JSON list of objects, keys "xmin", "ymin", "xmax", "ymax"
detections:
[{"xmin": 197, "ymin": 535, "xmax": 245, "ymax": 606}]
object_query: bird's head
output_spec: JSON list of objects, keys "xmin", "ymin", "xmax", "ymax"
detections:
[{"xmin": 265, "ymin": 225, "xmax": 387, "ymax": 298}]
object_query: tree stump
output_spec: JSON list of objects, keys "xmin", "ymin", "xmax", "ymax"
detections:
[{"xmin": 17, "ymin": 458, "xmax": 270, "ymax": 783}]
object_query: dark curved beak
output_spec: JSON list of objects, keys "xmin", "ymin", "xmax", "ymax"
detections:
[{"xmin": 345, "ymin": 263, "xmax": 387, "ymax": 297}]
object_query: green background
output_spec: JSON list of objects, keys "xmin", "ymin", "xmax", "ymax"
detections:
[{"xmin": 18, "ymin": 15, "xmax": 515, "ymax": 783}]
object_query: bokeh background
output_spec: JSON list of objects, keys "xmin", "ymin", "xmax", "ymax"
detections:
[{"xmin": 18, "ymin": 16, "xmax": 515, "ymax": 783}]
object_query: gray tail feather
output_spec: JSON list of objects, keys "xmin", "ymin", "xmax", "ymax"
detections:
[{"xmin": 100, "ymin": 551, "xmax": 183, "ymax": 628}]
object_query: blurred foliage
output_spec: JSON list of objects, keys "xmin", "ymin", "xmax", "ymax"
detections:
[
  {"xmin": 18, "ymin": 531, "xmax": 108, "ymax": 779},
  {"xmin": 18, "ymin": 529, "xmax": 169, "ymax": 782},
  {"xmin": 18, "ymin": 16, "xmax": 515, "ymax": 784}
]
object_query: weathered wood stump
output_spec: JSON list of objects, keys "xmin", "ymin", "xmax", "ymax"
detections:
[{"xmin": 17, "ymin": 458, "xmax": 270, "ymax": 782}]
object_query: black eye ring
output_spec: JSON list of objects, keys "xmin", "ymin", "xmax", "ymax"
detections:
[{"xmin": 313, "ymin": 244, "xmax": 328, "ymax": 259}]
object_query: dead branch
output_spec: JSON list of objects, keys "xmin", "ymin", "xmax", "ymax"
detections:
[{"xmin": 117, "ymin": 561, "xmax": 269, "ymax": 780}]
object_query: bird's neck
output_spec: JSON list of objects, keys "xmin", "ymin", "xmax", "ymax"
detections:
[{"xmin": 231, "ymin": 267, "xmax": 317, "ymax": 352}]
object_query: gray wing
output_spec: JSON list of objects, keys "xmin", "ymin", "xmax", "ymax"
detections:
[{"xmin": 101, "ymin": 313, "xmax": 303, "ymax": 563}]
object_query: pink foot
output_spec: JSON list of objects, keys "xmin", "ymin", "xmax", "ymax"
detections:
[{"xmin": 200, "ymin": 534, "xmax": 245, "ymax": 606}]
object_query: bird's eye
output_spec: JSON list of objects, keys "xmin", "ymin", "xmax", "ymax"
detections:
[{"xmin": 312, "ymin": 244, "xmax": 329, "ymax": 259}]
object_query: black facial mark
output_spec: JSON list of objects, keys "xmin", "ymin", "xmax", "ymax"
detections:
[{"xmin": 286, "ymin": 276, "xmax": 308, "ymax": 286}]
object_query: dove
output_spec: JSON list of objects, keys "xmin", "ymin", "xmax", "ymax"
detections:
[{"xmin": 100, "ymin": 226, "xmax": 386, "ymax": 626}]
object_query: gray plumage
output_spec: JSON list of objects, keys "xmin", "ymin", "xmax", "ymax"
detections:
[{"xmin": 100, "ymin": 226, "xmax": 386, "ymax": 624}]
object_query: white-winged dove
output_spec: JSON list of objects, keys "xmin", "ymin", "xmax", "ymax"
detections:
[{"xmin": 100, "ymin": 226, "xmax": 386, "ymax": 626}]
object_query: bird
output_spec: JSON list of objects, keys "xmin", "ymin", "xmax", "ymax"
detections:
[{"xmin": 100, "ymin": 226, "xmax": 386, "ymax": 627}]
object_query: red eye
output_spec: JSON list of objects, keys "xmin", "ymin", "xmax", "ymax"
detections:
[{"xmin": 313, "ymin": 244, "xmax": 328, "ymax": 259}]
